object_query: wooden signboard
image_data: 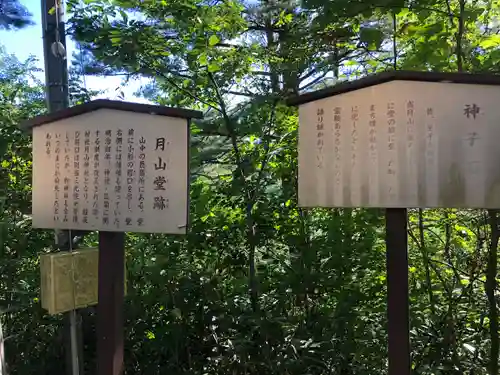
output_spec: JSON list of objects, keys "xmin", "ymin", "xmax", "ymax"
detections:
[
  {"xmin": 22, "ymin": 100, "xmax": 203, "ymax": 375},
  {"xmin": 288, "ymin": 70, "xmax": 500, "ymax": 375},
  {"xmin": 292, "ymin": 71, "xmax": 500, "ymax": 208},
  {"xmin": 23, "ymin": 100, "xmax": 202, "ymax": 234}
]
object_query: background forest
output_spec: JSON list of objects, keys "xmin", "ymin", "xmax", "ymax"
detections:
[{"xmin": 2, "ymin": 0, "xmax": 500, "ymax": 374}]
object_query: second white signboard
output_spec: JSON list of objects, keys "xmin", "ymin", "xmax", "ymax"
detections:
[{"xmin": 297, "ymin": 77, "xmax": 500, "ymax": 208}]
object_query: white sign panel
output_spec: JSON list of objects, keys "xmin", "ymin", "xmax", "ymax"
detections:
[
  {"xmin": 32, "ymin": 108, "xmax": 189, "ymax": 233},
  {"xmin": 298, "ymin": 80, "xmax": 500, "ymax": 208}
]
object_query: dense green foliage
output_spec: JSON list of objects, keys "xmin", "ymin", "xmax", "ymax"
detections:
[{"xmin": 2, "ymin": 0, "xmax": 500, "ymax": 374}]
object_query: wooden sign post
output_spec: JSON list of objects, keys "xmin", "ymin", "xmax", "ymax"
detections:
[
  {"xmin": 288, "ymin": 70, "xmax": 500, "ymax": 375},
  {"xmin": 21, "ymin": 100, "xmax": 203, "ymax": 375}
]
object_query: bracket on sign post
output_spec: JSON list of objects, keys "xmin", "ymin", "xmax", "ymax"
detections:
[
  {"xmin": 21, "ymin": 99, "xmax": 203, "ymax": 375},
  {"xmin": 287, "ymin": 70, "xmax": 500, "ymax": 375}
]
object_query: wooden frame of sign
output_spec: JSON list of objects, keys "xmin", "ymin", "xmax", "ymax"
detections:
[
  {"xmin": 21, "ymin": 99, "xmax": 203, "ymax": 375},
  {"xmin": 287, "ymin": 70, "xmax": 500, "ymax": 375}
]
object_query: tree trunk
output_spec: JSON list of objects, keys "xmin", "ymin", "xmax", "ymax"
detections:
[{"xmin": 487, "ymin": 210, "xmax": 499, "ymax": 375}]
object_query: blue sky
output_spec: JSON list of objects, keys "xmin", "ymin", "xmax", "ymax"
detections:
[{"xmin": 0, "ymin": 0, "xmax": 147, "ymax": 103}]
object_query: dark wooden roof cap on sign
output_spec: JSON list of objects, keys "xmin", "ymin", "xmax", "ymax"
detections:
[
  {"xmin": 287, "ymin": 70, "xmax": 500, "ymax": 107},
  {"xmin": 20, "ymin": 99, "xmax": 204, "ymax": 131}
]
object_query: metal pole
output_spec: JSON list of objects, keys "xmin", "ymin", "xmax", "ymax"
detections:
[
  {"xmin": 41, "ymin": 0, "xmax": 68, "ymax": 113},
  {"xmin": 97, "ymin": 231, "xmax": 125, "ymax": 375},
  {"xmin": 41, "ymin": 1, "xmax": 84, "ymax": 374},
  {"xmin": 0, "ymin": 317, "xmax": 5, "ymax": 375},
  {"xmin": 385, "ymin": 208, "xmax": 411, "ymax": 375}
]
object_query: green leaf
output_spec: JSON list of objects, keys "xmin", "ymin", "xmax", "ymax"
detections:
[
  {"xmin": 208, "ymin": 63, "xmax": 220, "ymax": 72},
  {"xmin": 208, "ymin": 34, "xmax": 220, "ymax": 46},
  {"xmin": 198, "ymin": 53, "xmax": 208, "ymax": 66},
  {"xmin": 479, "ymin": 35, "xmax": 500, "ymax": 49}
]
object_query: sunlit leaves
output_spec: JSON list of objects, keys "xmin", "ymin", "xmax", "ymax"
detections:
[
  {"xmin": 208, "ymin": 34, "xmax": 220, "ymax": 46},
  {"xmin": 479, "ymin": 34, "xmax": 500, "ymax": 49}
]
